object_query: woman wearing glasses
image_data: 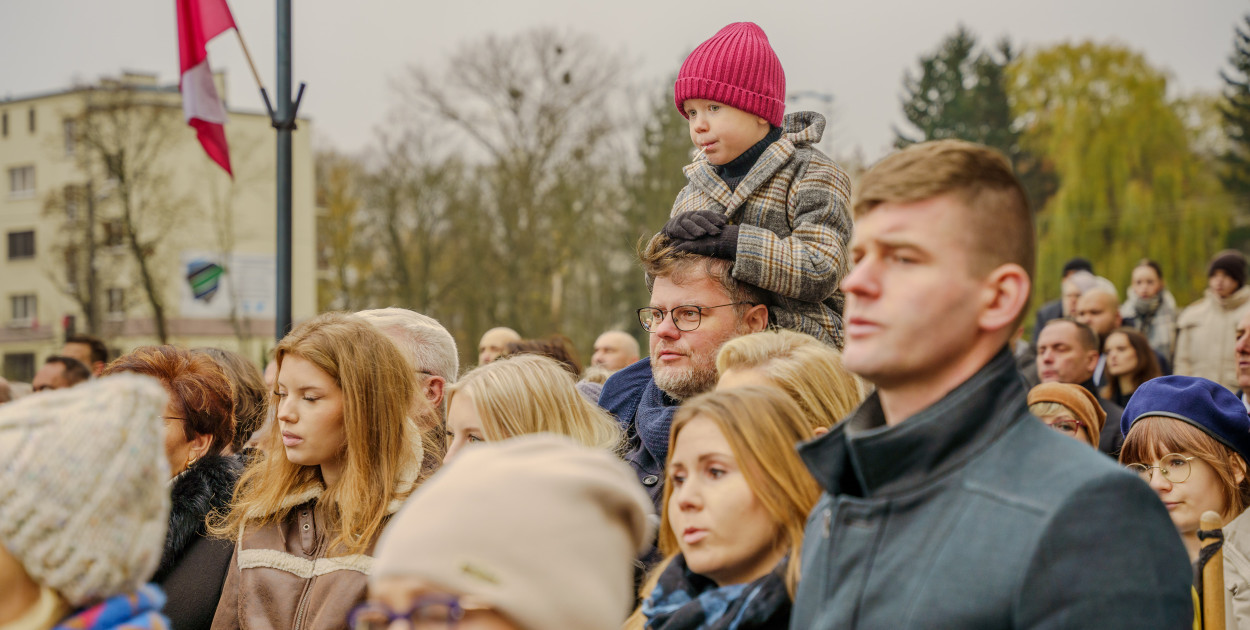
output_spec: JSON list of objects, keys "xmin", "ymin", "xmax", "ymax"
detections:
[
  {"xmin": 1119, "ymin": 376, "xmax": 1250, "ymax": 627},
  {"xmin": 209, "ymin": 313, "xmax": 434, "ymax": 630},
  {"xmin": 1026, "ymin": 382, "xmax": 1106, "ymax": 448}
]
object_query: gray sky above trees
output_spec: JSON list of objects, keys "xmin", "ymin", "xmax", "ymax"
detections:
[{"xmin": 1, "ymin": 0, "xmax": 1243, "ymax": 162}]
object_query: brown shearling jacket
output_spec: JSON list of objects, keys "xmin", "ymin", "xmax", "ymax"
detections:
[{"xmin": 210, "ymin": 460, "xmax": 420, "ymax": 630}]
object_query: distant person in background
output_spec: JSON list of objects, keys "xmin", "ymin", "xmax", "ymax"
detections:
[
  {"xmin": 1176, "ymin": 250, "xmax": 1250, "ymax": 391},
  {"xmin": 715, "ymin": 329, "xmax": 865, "ymax": 430},
  {"xmin": 478, "ymin": 327, "xmax": 521, "ymax": 365},
  {"xmin": 31, "ymin": 356, "xmax": 91, "ymax": 392},
  {"xmin": 1033, "ymin": 257, "xmax": 1093, "ymax": 344},
  {"xmin": 0, "ymin": 377, "xmax": 11, "ymax": 404},
  {"xmin": 1120, "ymin": 259, "xmax": 1179, "ymax": 360},
  {"xmin": 1236, "ymin": 310, "xmax": 1250, "ymax": 410},
  {"xmin": 592, "ymin": 330, "xmax": 641, "ymax": 372},
  {"xmin": 0, "ymin": 374, "xmax": 171, "ymax": 630},
  {"xmin": 1101, "ymin": 328, "xmax": 1164, "ymax": 408},
  {"xmin": 61, "ymin": 333, "xmax": 109, "ymax": 377},
  {"xmin": 1035, "ymin": 318, "xmax": 1125, "ymax": 455},
  {"xmin": 503, "ymin": 334, "xmax": 583, "ymax": 377},
  {"xmin": 192, "ymin": 348, "xmax": 268, "ymax": 457},
  {"xmin": 1027, "ymin": 382, "xmax": 1107, "ymax": 448}
]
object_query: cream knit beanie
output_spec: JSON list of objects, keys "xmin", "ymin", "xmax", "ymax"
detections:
[
  {"xmin": 372, "ymin": 434, "xmax": 655, "ymax": 630},
  {"xmin": 0, "ymin": 374, "xmax": 171, "ymax": 607}
]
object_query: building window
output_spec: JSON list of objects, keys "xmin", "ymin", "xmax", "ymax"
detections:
[
  {"xmin": 7, "ymin": 231, "xmax": 34, "ymax": 260},
  {"xmin": 1, "ymin": 111, "xmax": 7, "ymax": 138},
  {"xmin": 8, "ymin": 166, "xmax": 34, "ymax": 198},
  {"xmin": 2, "ymin": 353, "xmax": 35, "ymax": 383},
  {"xmin": 10, "ymin": 294, "xmax": 36, "ymax": 325},
  {"xmin": 28, "ymin": 107, "xmax": 36, "ymax": 133},
  {"xmin": 102, "ymin": 219, "xmax": 125, "ymax": 248},
  {"xmin": 63, "ymin": 119, "xmax": 76, "ymax": 156},
  {"xmin": 106, "ymin": 288, "xmax": 125, "ymax": 318}
]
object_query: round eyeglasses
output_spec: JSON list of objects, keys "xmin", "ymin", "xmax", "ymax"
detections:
[
  {"xmin": 636, "ymin": 302, "xmax": 751, "ymax": 333},
  {"xmin": 1126, "ymin": 453, "xmax": 1197, "ymax": 484},
  {"xmin": 1044, "ymin": 418, "xmax": 1084, "ymax": 436},
  {"xmin": 348, "ymin": 596, "xmax": 493, "ymax": 630}
]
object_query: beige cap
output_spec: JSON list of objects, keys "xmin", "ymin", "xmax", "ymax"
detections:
[
  {"xmin": 0, "ymin": 374, "xmax": 171, "ymax": 606},
  {"xmin": 372, "ymin": 433, "xmax": 654, "ymax": 630}
]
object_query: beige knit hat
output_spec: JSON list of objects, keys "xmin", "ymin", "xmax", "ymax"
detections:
[
  {"xmin": 372, "ymin": 434, "xmax": 655, "ymax": 630},
  {"xmin": 0, "ymin": 374, "xmax": 171, "ymax": 607}
]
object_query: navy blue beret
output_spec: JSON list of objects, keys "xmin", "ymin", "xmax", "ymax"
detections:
[{"xmin": 1121, "ymin": 376, "xmax": 1250, "ymax": 464}]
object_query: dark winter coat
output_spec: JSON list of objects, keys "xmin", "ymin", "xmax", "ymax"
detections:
[
  {"xmin": 789, "ymin": 350, "xmax": 1193, "ymax": 629},
  {"xmin": 665, "ymin": 112, "xmax": 852, "ymax": 348},
  {"xmin": 155, "ymin": 454, "xmax": 243, "ymax": 630}
]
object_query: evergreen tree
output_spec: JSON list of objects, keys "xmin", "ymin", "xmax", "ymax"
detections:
[
  {"xmin": 1220, "ymin": 14, "xmax": 1250, "ymax": 210},
  {"xmin": 896, "ymin": 26, "xmax": 1054, "ymax": 212}
]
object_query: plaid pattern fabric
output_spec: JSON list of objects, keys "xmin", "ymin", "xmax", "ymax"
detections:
[{"xmin": 668, "ymin": 111, "xmax": 852, "ymax": 347}]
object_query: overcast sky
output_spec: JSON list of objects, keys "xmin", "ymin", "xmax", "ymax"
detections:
[{"xmin": 2, "ymin": 0, "xmax": 1245, "ymax": 163}]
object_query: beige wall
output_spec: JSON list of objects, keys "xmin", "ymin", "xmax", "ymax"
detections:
[{"xmin": 0, "ymin": 72, "xmax": 315, "ymax": 380}]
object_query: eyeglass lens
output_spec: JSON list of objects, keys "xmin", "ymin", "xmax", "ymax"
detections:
[{"xmin": 1127, "ymin": 454, "xmax": 1192, "ymax": 484}]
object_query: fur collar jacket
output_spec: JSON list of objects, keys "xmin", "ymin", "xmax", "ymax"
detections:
[{"xmin": 155, "ymin": 454, "xmax": 243, "ymax": 581}]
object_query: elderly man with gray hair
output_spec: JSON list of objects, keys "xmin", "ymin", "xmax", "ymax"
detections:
[{"xmin": 356, "ymin": 308, "xmax": 459, "ymax": 465}]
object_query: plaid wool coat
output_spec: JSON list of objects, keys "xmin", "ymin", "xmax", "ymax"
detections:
[{"xmin": 666, "ymin": 111, "xmax": 852, "ymax": 347}]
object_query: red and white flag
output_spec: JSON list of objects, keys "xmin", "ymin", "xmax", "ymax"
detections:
[{"xmin": 177, "ymin": 0, "xmax": 236, "ymax": 176}]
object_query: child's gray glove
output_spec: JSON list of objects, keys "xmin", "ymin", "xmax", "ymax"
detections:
[{"xmin": 662, "ymin": 211, "xmax": 728, "ymax": 240}]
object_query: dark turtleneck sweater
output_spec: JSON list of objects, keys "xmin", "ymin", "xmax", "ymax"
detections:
[{"xmin": 715, "ymin": 125, "xmax": 782, "ymax": 192}]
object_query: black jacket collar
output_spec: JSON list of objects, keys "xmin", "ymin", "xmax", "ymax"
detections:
[{"xmin": 798, "ymin": 349, "xmax": 1027, "ymax": 498}]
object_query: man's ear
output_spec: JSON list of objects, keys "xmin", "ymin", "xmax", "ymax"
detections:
[
  {"xmin": 744, "ymin": 303, "xmax": 769, "ymax": 333},
  {"xmin": 1083, "ymin": 350, "xmax": 1099, "ymax": 373},
  {"xmin": 977, "ymin": 263, "xmax": 1031, "ymax": 335},
  {"xmin": 424, "ymin": 376, "xmax": 446, "ymax": 409}
]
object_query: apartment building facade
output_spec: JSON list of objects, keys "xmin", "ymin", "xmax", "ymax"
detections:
[{"xmin": 0, "ymin": 71, "xmax": 316, "ymax": 381}]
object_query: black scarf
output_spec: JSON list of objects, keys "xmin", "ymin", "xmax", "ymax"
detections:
[{"xmin": 641, "ymin": 555, "xmax": 790, "ymax": 629}]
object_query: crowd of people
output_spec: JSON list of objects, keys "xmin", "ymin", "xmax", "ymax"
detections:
[{"xmin": 1, "ymin": 19, "xmax": 1248, "ymax": 630}]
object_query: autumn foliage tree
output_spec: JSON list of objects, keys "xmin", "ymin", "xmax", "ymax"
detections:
[{"xmin": 1010, "ymin": 42, "xmax": 1233, "ymax": 309}]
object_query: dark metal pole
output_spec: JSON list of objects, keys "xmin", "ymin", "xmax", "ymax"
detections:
[{"xmin": 274, "ymin": 0, "xmax": 293, "ymax": 340}]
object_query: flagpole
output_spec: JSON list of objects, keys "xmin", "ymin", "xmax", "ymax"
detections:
[{"xmin": 233, "ymin": 29, "xmax": 267, "ymax": 95}]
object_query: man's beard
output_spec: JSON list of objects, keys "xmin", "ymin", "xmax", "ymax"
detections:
[{"xmin": 651, "ymin": 322, "xmax": 749, "ymax": 401}]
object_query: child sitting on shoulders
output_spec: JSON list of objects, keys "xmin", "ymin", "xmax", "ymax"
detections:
[{"xmin": 657, "ymin": 21, "xmax": 853, "ymax": 347}]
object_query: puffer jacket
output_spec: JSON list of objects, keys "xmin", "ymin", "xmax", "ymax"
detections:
[
  {"xmin": 209, "ymin": 457, "xmax": 422, "ymax": 630},
  {"xmin": 1175, "ymin": 286, "xmax": 1250, "ymax": 391},
  {"xmin": 664, "ymin": 111, "xmax": 853, "ymax": 348}
]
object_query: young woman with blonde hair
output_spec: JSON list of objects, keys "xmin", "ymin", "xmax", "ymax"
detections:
[
  {"xmin": 443, "ymin": 353, "xmax": 622, "ymax": 461},
  {"xmin": 210, "ymin": 312, "xmax": 434, "ymax": 630},
  {"xmin": 628, "ymin": 386, "xmax": 820, "ymax": 629},
  {"xmin": 716, "ymin": 329, "xmax": 865, "ymax": 430}
]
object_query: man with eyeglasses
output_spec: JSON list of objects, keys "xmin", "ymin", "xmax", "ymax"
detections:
[
  {"xmin": 599, "ymin": 242, "xmax": 769, "ymax": 511},
  {"xmin": 789, "ymin": 140, "xmax": 1191, "ymax": 629}
]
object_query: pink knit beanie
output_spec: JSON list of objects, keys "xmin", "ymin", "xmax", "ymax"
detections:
[{"xmin": 675, "ymin": 22, "xmax": 786, "ymax": 127}]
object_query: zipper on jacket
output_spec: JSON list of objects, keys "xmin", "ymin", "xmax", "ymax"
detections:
[{"xmin": 292, "ymin": 519, "xmax": 323, "ymax": 630}]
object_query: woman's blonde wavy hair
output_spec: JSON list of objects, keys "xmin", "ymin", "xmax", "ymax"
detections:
[
  {"xmin": 716, "ymin": 329, "xmax": 866, "ymax": 429},
  {"xmin": 445, "ymin": 353, "xmax": 622, "ymax": 453},
  {"xmin": 210, "ymin": 312, "xmax": 429, "ymax": 555},
  {"xmin": 627, "ymin": 386, "xmax": 821, "ymax": 628}
]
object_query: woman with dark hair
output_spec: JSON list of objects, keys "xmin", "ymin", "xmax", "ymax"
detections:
[
  {"xmin": 103, "ymin": 346, "xmax": 238, "ymax": 630},
  {"xmin": 1101, "ymin": 327, "xmax": 1163, "ymax": 407}
]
